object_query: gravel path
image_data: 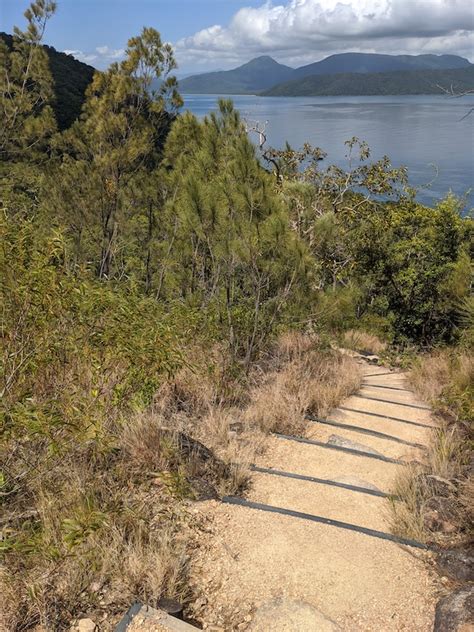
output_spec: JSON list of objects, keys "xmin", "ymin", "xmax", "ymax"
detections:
[{"xmin": 189, "ymin": 359, "xmax": 441, "ymax": 631}]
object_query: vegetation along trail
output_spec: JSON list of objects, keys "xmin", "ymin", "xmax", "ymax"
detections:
[
  {"xmin": 2, "ymin": 2, "xmax": 472, "ymax": 630},
  {"xmin": 188, "ymin": 357, "xmax": 442, "ymax": 631}
]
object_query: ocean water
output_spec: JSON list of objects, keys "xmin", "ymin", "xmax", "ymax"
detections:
[{"xmin": 183, "ymin": 94, "xmax": 474, "ymax": 208}]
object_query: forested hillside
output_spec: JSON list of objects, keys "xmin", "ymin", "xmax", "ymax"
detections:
[
  {"xmin": 263, "ymin": 66, "xmax": 474, "ymax": 96},
  {"xmin": 0, "ymin": 31, "xmax": 94, "ymax": 129},
  {"xmin": 1, "ymin": 3, "xmax": 473, "ymax": 630},
  {"xmin": 291, "ymin": 52, "xmax": 471, "ymax": 79}
]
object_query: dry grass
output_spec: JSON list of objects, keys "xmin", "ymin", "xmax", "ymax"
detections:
[
  {"xmin": 2, "ymin": 332, "xmax": 363, "ymax": 629},
  {"xmin": 390, "ymin": 427, "xmax": 468, "ymax": 542},
  {"xmin": 0, "ymin": 447, "xmax": 194, "ymax": 631},
  {"xmin": 410, "ymin": 349, "xmax": 473, "ymax": 418},
  {"xmin": 390, "ymin": 348, "xmax": 473, "ymax": 545},
  {"xmin": 389, "ymin": 465, "xmax": 431, "ymax": 542},
  {"xmin": 342, "ymin": 329, "xmax": 387, "ymax": 355},
  {"xmin": 409, "ymin": 351, "xmax": 453, "ymax": 404},
  {"xmin": 245, "ymin": 332, "xmax": 362, "ymax": 435}
]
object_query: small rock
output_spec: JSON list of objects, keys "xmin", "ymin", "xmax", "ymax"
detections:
[
  {"xmin": 70, "ymin": 619, "xmax": 97, "ymax": 632},
  {"xmin": 330, "ymin": 475, "xmax": 383, "ymax": 493},
  {"xmin": 157, "ymin": 597, "xmax": 183, "ymax": 618},
  {"xmin": 433, "ymin": 585, "xmax": 474, "ymax": 632},
  {"xmin": 427, "ymin": 495, "xmax": 459, "ymax": 516},
  {"xmin": 327, "ymin": 434, "xmax": 384, "ymax": 457},
  {"xmin": 437, "ymin": 549, "xmax": 474, "ymax": 582},
  {"xmin": 424, "ymin": 509, "xmax": 457, "ymax": 534}
]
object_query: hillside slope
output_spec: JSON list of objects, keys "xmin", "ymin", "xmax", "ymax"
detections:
[
  {"xmin": 263, "ymin": 66, "xmax": 474, "ymax": 96},
  {"xmin": 1, "ymin": 32, "xmax": 95, "ymax": 129},
  {"xmin": 293, "ymin": 52, "xmax": 471, "ymax": 79}
]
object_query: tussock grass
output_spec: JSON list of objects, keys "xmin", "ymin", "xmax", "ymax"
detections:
[
  {"xmin": 1, "ymin": 447, "xmax": 193, "ymax": 631},
  {"xmin": 342, "ymin": 329, "xmax": 387, "ymax": 355},
  {"xmin": 390, "ymin": 428, "xmax": 468, "ymax": 543},
  {"xmin": 245, "ymin": 332, "xmax": 362, "ymax": 435},
  {"xmin": 390, "ymin": 349, "xmax": 473, "ymax": 545},
  {"xmin": 389, "ymin": 465, "xmax": 431, "ymax": 542},
  {"xmin": 410, "ymin": 350, "xmax": 473, "ymax": 422}
]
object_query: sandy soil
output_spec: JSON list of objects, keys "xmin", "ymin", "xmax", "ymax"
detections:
[{"xmin": 187, "ymin": 360, "xmax": 442, "ymax": 631}]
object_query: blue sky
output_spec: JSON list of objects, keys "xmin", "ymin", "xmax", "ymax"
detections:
[
  {"xmin": 1, "ymin": 0, "xmax": 473, "ymax": 74},
  {"xmin": 0, "ymin": 0, "xmax": 263, "ymax": 72}
]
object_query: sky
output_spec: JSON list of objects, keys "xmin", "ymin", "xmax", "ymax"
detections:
[{"xmin": 1, "ymin": 0, "xmax": 473, "ymax": 75}]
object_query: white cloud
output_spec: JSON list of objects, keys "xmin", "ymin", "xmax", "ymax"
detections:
[
  {"xmin": 95, "ymin": 45, "xmax": 125, "ymax": 60},
  {"xmin": 63, "ymin": 45, "xmax": 125, "ymax": 68},
  {"xmin": 175, "ymin": 0, "xmax": 474, "ymax": 72}
]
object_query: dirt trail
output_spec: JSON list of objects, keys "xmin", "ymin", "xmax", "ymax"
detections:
[{"xmin": 189, "ymin": 359, "xmax": 442, "ymax": 631}]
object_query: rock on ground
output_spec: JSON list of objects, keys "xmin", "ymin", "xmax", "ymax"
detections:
[
  {"xmin": 436, "ymin": 549, "xmax": 474, "ymax": 583},
  {"xmin": 433, "ymin": 586, "xmax": 474, "ymax": 632},
  {"xmin": 70, "ymin": 619, "xmax": 97, "ymax": 632},
  {"xmin": 327, "ymin": 434, "xmax": 384, "ymax": 457}
]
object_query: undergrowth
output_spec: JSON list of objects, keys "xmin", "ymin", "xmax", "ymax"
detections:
[{"xmin": 390, "ymin": 349, "xmax": 473, "ymax": 546}]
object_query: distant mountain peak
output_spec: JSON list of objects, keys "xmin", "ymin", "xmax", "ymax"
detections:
[
  {"xmin": 252, "ymin": 55, "xmax": 277, "ymax": 62},
  {"xmin": 240, "ymin": 55, "xmax": 293, "ymax": 70}
]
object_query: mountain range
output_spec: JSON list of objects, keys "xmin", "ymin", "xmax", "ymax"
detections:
[{"xmin": 179, "ymin": 52, "xmax": 474, "ymax": 96}]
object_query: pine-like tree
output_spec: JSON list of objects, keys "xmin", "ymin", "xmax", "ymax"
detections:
[
  {"xmin": 0, "ymin": 0, "xmax": 57, "ymax": 160},
  {"xmin": 51, "ymin": 27, "xmax": 182, "ymax": 279}
]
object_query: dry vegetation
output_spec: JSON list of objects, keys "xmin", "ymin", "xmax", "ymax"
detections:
[
  {"xmin": 1, "ymin": 332, "xmax": 360, "ymax": 630},
  {"xmin": 390, "ymin": 349, "xmax": 473, "ymax": 546},
  {"xmin": 245, "ymin": 332, "xmax": 362, "ymax": 435},
  {"xmin": 341, "ymin": 329, "xmax": 387, "ymax": 356}
]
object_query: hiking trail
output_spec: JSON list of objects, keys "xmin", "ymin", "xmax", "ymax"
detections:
[{"xmin": 188, "ymin": 357, "xmax": 442, "ymax": 631}]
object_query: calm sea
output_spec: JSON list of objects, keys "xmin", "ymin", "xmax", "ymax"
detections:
[{"xmin": 183, "ymin": 94, "xmax": 474, "ymax": 208}]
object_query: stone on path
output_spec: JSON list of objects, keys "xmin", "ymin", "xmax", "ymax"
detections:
[
  {"xmin": 70, "ymin": 619, "xmax": 97, "ymax": 632},
  {"xmin": 329, "ymin": 475, "xmax": 383, "ymax": 493},
  {"xmin": 327, "ymin": 434, "xmax": 385, "ymax": 457},
  {"xmin": 116, "ymin": 604, "xmax": 200, "ymax": 632},
  {"xmin": 249, "ymin": 598, "xmax": 341, "ymax": 631}
]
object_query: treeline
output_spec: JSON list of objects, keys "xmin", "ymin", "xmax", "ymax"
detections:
[{"xmin": 1, "ymin": 2, "xmax": 473, "ymax": 628}]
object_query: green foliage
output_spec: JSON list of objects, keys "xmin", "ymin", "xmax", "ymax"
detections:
[
  {"xmin": 345, "ymin": 194, "xmax": 471, "ymax": 343},
  {"xmin": 158, "ymin": 100, "xmax": 310, "ymax": 362},
  {"xmin": 1, "ymin": 214, "xmax": 184, "ymax": 448},
  {"xmin": 273, "ymin": 140, "xmax": 472, "ymax": 344},
  {"xmin": 50, "ymin": 27, "xmax": 181, "ymax": 280},
  {"xmin": 0, "ymin": 32, "xmax": 95, "ymax": 130},
  {"xmin": 61, "ymin": 500, "xmax": 108, "ymax": 549},
  {"xmin": 0, "ymin": 1, "xmax": 57, "ymax": 159}
]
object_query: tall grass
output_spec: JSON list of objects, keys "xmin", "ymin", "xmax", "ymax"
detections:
[
  {"xmin": 390, "ymin": 349, "xmax": 473, "ymax": 544},
  {"xmin": 245, "ymin": 332, "xmax": 362, "ymax": 435}
]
